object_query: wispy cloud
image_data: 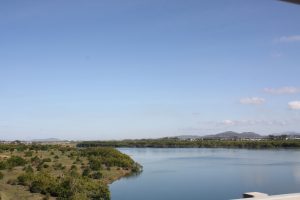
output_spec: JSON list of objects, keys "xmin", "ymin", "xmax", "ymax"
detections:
[
  {"xmin": 264, "ymin": 87, "xmax": 300, "ymax": 94},
  {"xmin": 223, "ymin": 120, "xmax": 235, "ymax": 125},
  {"xmin": 277, "ymin": 35, "xmax": 300, "ymax": 43},
  {"xmin": 221, "ymin": 119, "xmax": 288, "ymax": 127},
  {"xmin": 288, "ymin": 101, "xmax": 300, "ymax": 110},
  {"xmin": 240, "ymin": 97, "xmax": 265, "ymax": 105}
]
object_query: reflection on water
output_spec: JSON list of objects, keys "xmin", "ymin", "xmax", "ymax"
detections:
[
  {"xmin": 110, "ymin": 148, "xmax": 300, "ymax": 200},
  {"xmin": 293, "ymin": 166, "xmax": 300, "ymax": 183}
]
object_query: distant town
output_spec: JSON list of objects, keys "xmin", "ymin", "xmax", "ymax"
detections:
[{"xmin": 174, "ymin": 131, "xmax": 300, "ymax": 141}]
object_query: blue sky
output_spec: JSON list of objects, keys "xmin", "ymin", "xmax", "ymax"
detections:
[{"xmin": 1, "ymin": 0, "xmax": 300, "ymax": 140}]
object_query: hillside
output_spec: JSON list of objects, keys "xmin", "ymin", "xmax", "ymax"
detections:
[{"xmin": 204, "ymin": 131, "xmax": 262, "ymax": 139}]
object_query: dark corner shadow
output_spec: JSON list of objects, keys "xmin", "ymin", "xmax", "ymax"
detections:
[{"xmin": 280, "ymin": 0, "xmax": 300, "ymax": 5}]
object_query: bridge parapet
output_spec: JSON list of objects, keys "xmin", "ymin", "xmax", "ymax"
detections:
[{"xmin": 232, "ymin": 192, "xmax": 300, "ymax": 200}]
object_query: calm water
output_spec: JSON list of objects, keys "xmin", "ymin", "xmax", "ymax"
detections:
[{"xmin": 110, "ymin": 148, "xmax": 300, "ymax": 200}]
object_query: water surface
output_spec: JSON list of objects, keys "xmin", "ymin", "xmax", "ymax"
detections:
[{"xmin": 110, "ymin": 148, "xmax": 300, "ymax": 200}]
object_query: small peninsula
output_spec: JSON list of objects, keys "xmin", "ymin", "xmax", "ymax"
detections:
[{"xmin": 0, "ymin": 143, "xmax": 142, "ymax": 200}]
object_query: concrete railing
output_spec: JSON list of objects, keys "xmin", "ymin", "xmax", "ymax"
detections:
[{"xmin": 232, "ymin": 192, "xmax": 300, "ymax": 200}]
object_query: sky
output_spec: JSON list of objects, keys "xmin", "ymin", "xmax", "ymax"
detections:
[{"xmin": 1, "ymin": 0, "xmax": 300, "ymax": 140}]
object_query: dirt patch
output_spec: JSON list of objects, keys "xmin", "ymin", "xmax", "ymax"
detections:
[{"xmin": 0, "ymin": 155, "xmax": 10, "ymax": 160}]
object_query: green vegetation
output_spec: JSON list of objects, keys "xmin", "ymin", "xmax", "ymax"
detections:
[
  {"xmin": 0, "ymin": 144, "xmax": 141, "ymax": 200},
  {"xmin": 77, "ymin": 138, "xmax": 300, "ymax": 149}
]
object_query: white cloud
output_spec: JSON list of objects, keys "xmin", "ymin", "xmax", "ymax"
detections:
[
  {"xmin": 288, "ymin": 101, "xmax": 300, "ymax": 110},
  {"xmin": 278, "ymin": 35, "xmax": 300, "ymax": 43},
  {"xmin": 240, "ymin": 97, "xmax": 265, "ymax": 105},
  {"xmin": 223, "ymin": 120, "xmax": 235, "ymax": 125},
  {"xmin": 264, "ymin": 87, "xmax": 300, "ymax": 94}
]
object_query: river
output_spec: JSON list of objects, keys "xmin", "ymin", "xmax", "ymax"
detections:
[{"xmin": 110, "ymin": 148, "xmax": 300, "ymax": 200}]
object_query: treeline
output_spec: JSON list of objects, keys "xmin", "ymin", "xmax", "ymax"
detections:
[{"xmin": 77, "ymin": 138, "xmax": 300, "ymax": 149}]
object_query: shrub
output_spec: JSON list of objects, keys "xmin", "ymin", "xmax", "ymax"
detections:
[
  {"xmin": 30, "ymin": 180, "xmax": 43, "ymax": 193},
  {"xmin": 0, "ymin": 161, "xmax": 7, "ymax": 170},
  {"xmin": 70, "ymin": 165, "xmax": 77, "ymax": 170},
  {"xmin": 53, "ymin": 163, "xmax": 64, "ymax": 170},
  {"xmin": 31, "ymin": 156, "xmax": 41, "ymax": 166},
  {"xmin": 43, "ymin": 164, "xmax": 49, "ymax": 168},
  {"xmin": 37, "ymin": 164, "xmax": 43, "ymax": 171},
  {"xmin": 70, "ymin": 169, "xmax": 79, "ymax": 177},
  {"xmin": 24, "ymin": 165, "xmax": 34, "ymax": 173},
  {"xmin": 42, "ymin": 158, "xmax": 51, "ymax": 163},
  {"xmin": 24, "ymin": 151, "xmax": 33, "ymax": 157},
  {"xmin": 17, "ymin": 173, "xmax": 34, "ymax": 186},
  {"xmin": 6, "ymin": 156, "xmax": 27, "ymax": 168},
  {"xmin": 89, "ymin": 171, "xmax": 102, "ymax": 179},
  {"xmin": 82, "ymin": 168, "xmax": 91, "ymax": 177},
  {"xmin": 88, "ymin": 158, "xmax": 102, "ymax": 171}
]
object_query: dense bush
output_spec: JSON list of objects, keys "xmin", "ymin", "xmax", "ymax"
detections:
[
  {"xmin": 17, "ymin": 171, "xmax": 110, "ymax": 200},
  {"xmin": 82, "ymin": 147, "xmax": 137, "ymax": 169},
  {"xmin": 2, "ymin": 156, "xmax": 27, "ymax": 169}
]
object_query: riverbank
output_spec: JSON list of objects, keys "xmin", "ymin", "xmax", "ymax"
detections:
[{"xmin": 0, "ymin": 144, "xmax": 141, "ymax": 200}]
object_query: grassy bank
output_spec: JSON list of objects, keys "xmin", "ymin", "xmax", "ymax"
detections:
[{"xmin": 0, "ymin": 144, "xmax": 141, "ymax": 200}]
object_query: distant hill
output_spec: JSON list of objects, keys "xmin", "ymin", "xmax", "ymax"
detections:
[
  {"xmin": 176, "ymin": 131, "xmax": 262, "ymax": 140},
  {"xmin": 204, "ymin": 131, "xmax": 261, "ymax": 139},
  {"xmin": 31, "ymin": 138, "xmax": 62, "ymax": 142},
  {"xmin": 239, "ymin": 132, "xmax": 262, "ymax": 138}
]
